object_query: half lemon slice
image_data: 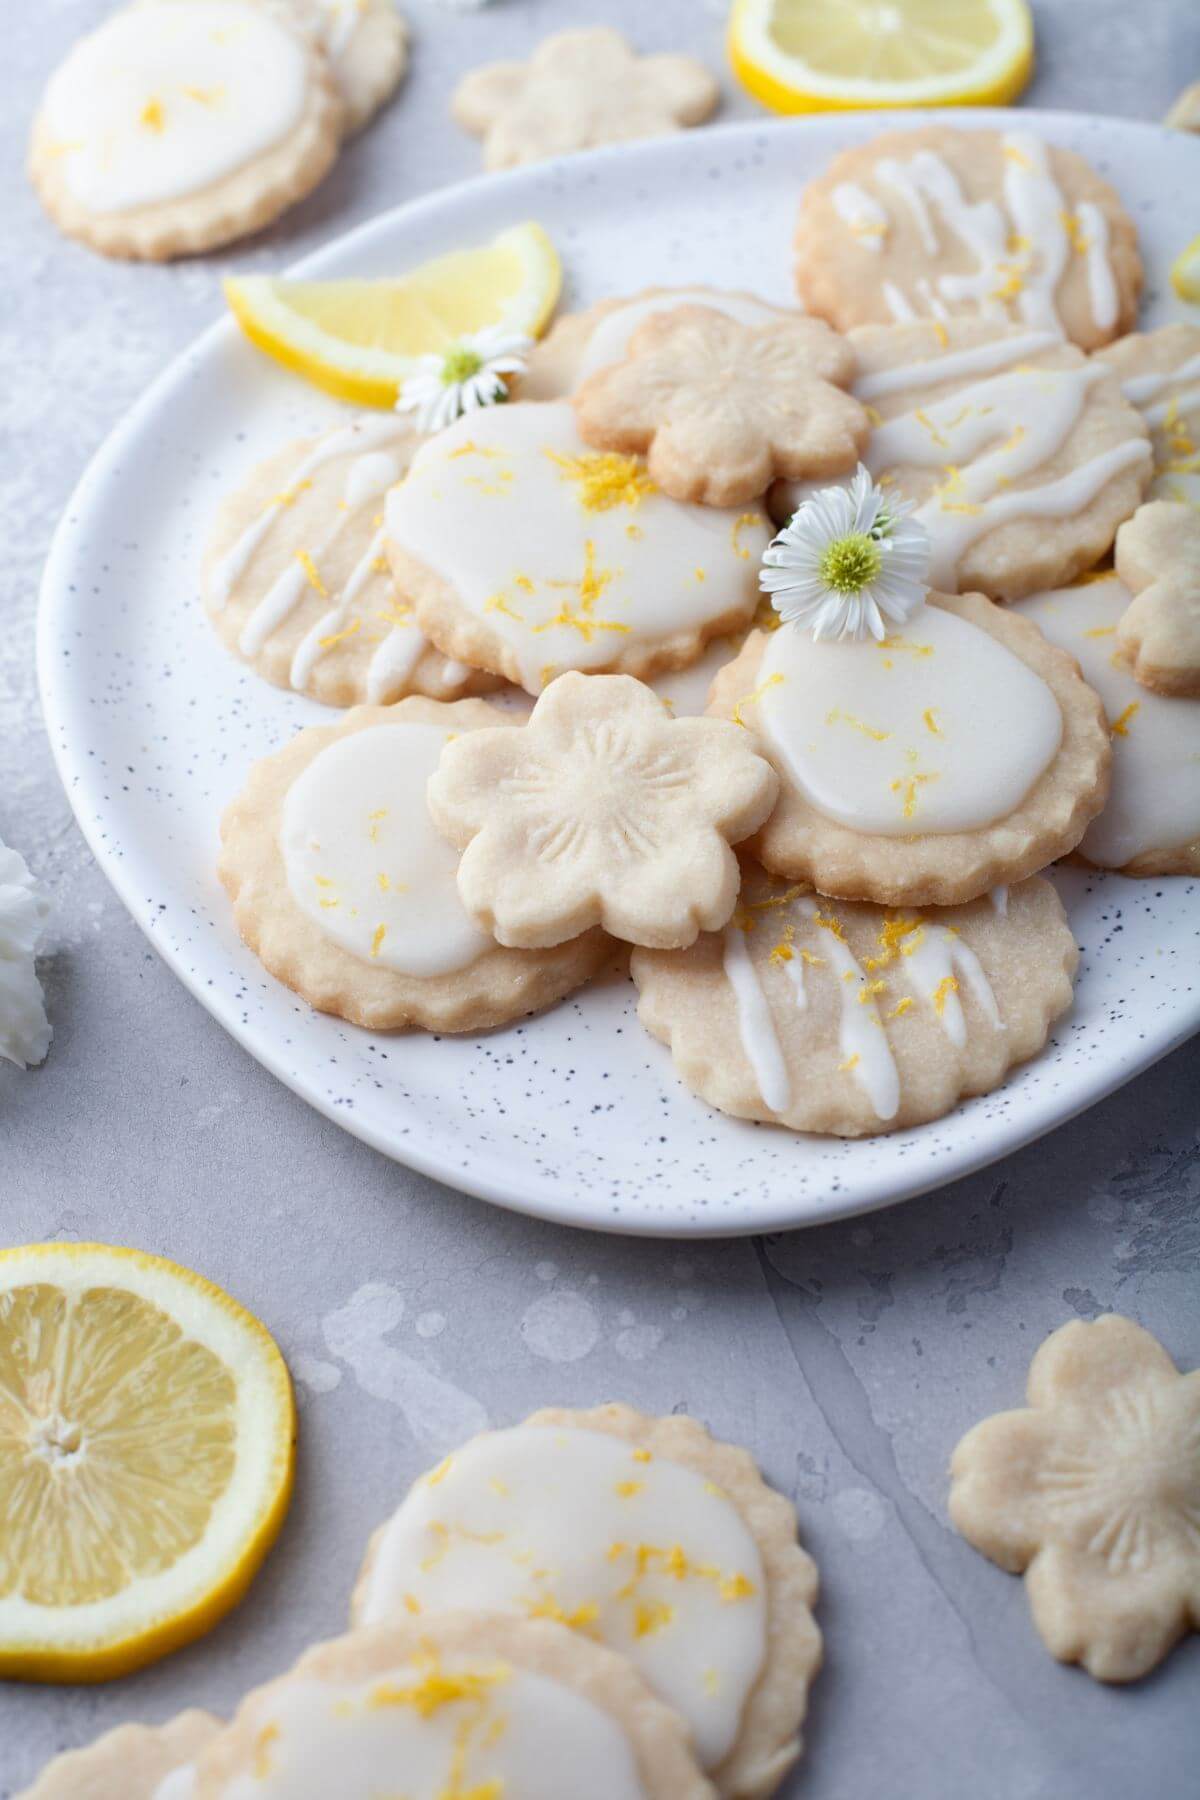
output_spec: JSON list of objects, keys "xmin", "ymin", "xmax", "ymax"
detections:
[
  {"xmin": 225, "ymin": 221, "xmax": 562, "ymax": 408},
  {"xmin": 1171, "ymin": 232, "xmax": 1200, "ymax": 303},
  {"xmin": 729, "ymin": 0, "xmax": 1034, "ymax": 113},
  {"xmin": 0, "ymin": 1242, "xmax": 295, "ymax": 1682}
]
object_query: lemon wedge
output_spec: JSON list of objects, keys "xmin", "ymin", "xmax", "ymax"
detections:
[
  {"xmin": 0, "ymin": 1242, "xmax": 295, "ymax": 1682},
  {"xmin": 225, "ymin": 221, "xmax": 562, "ymax": 408},
  {"xmin": 729, "ymin": 0, "xmax": 1034, "ymax": 113},
  {"xmin": 1171, "ymin": 232, "xmax": 1200, "ymax": 303}
]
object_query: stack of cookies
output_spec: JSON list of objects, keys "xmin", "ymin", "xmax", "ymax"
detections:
[{"xmin": 213, "ymin": 123, "xmax": 1200, "ymax": 1139}]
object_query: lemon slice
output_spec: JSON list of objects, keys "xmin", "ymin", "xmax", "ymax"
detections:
[
  {"xmin": 0, "ymin": 1242, "xmax": 295, "ymax": 1682},
  {"xmin": 1171, "ymin": 233, "xmax": 1200, "ymax": 303},
  {"xmin": 225, "ymin": 221, "xmax": 562, "ymax": 408},
  {"xmin": 729, "ymin": 0, "xmax": 1034, "ymax": 112}
]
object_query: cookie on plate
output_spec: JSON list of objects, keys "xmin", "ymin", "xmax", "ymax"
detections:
[
  {"xmin": 794, "ymin": 125, "xmax": 1141, "ymax": 350},
  {"xmin": 772, "ymin": 320, "xmax": 1152, "ymax": 598},
  {"xmin": 712, "ymin": 591, "xmax": 1110, "ymax": 906},
  {"xmin": 351, "ymin": 1404, "xmax": 821, "ymax": 1799},
  {"xmin": 18, "ymin": 1710, "xmax": 220, "ymax": 1800},
  {"xmin": 1096, "ymin": 322, "xmax": 1200, "ymax": 507},
  {"xmin": 384, "ymin": 400, "xmax": 771, "ymax": 695},
  {"xmin": 218, "ymin": 699, "xmax": 611, "ymax": 1032},
  {"xmin": 204, "ymin": 418, "xmax": 497, "ymax": 708},
  {"xmin": 1113, "ymin": 500, "xmax": 1200, "ymax": 697},
  {"xmin": 29, "ymin": 0, "xmax": 342, "ymax": 261},
  {"xmin": 633, "ymin": 866, "xmax": 1077, "ymax": 1136},
  {"xmin": 1019, "ymin": 573, "xmax": 1200, "ymax": 875},
  {"xmin": 286, "ymin": 0, "xmax": 408, "ymax": 134}
]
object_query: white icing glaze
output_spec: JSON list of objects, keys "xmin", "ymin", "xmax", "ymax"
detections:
[
  {"xmin": 151, "ymin": 1768, "xmax": 196, "ymax": 1800},
  {"xmin": 882, "ymin": 280, "xmax": 917, "ymax": 322},
  {"xmin": 355, "ymin": 1423, "xmax": 767, "ymax": 1771},
  {"xmin": 1020, "ymin": 579, "xmax": 1200, "ymax": 865},
  {"xmin": 1119, "ymin": 352, "xmax": 1200, "ymax": 506},
  {"xmin": 0, "ymin": 840, "xmax": 52, "ymax": 1070},
  {"xmin": 988, "ymin": 885, "xmax": 1009, "ymax": 915},
  {"xmin": 755, "ymin": 605, "xmax": 1062, "ymax": 834},
  {"xmin": 386, "ymin": 402, "xmax": 769, "ymax": 693},
  {"xmin": 279, "ymin": 722, "xmax": 492, "ymax": 977},
  {"xmin": 364, "ymin": 616, "xmax": 426, "ymax": 703},
  {"xmin": 831, "ymin": 181, "xmax": 888, "ymax": 249},
  {"xmin": 876, "ymin": 151, "xmax": 1010, "ymax": 317},
  {"xmin": 1001, "ymin": 131, "xmax": 1070, "ymax": 333},
  {"xmin": 1074, "ymin": 200, "xmax": 1118, "ymax": 332},
  {"xmin": 724, "ymin": 922, "xmax": 790, "ymax": 1112},
  {"xmin": 1120, "ymin": 352, "xmax": 1200, "ymax": 408},
  {"xmin": 896, "ymin": 919, "xmax": 1003, "ymax": 1050},
  {"xmin": 854, "ymin": 330, "xmax": 1060, "ymax": 403},
  {"xmin": 575, "ymin": 290, "xmax": 782, "ymax": 385},
  {"xmin": 220, "ymin": 1662, "xmax": 647, "ymax": 1800},
  {"xmin": 795, "ymin": 897, "xmax": 899, "ymax": 1119},
  {"xmin": 42, "ymin": 3, "xmax": 310, "ymax": 215}
]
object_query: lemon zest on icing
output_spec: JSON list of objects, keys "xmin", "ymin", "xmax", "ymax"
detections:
[
  {"xmin": 545, "ymin": 449, "xmax": 656, "ymax": 512},
  {"xmin": 731, "ymin": 671, "xmax": 784, "ymax": 728},
  {"xmin": 296, "ymin": 549, "xmax": 327, "ymax": 596},
  {"xmin": 826, "ymin": 707, "xmax": 890, "ymax": 742},
  {"xmin": 933, "ymin": 975, "xmax": 959, "ymax": 1015}
]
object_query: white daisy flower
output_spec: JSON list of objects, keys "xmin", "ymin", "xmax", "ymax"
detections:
[
  {"xmin": 396, "ymin": 324, "xmax": 531, "ymax": 435},
  {"xmin": 760, "ymin": 466, "xmax": 930, "ymax": 643}
]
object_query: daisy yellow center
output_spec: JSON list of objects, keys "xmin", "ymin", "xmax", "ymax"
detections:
[
  {"xmin": 441, "ymin": 347, "xmax": 483, "ymax": 385},
  {"xmin": 819, "ymin": 532, "xmax": 882, "ymax": 594}
]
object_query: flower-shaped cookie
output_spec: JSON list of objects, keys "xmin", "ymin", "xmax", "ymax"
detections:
[
  {"xmin": 950, "ymin": 1315, "xmax": 1200, "ymax": 1682},
  {"xmin": 1115, "ymin": 500, "xmax": 1200, "ymax": 696},
  {"xmin": 451, "ymin": 28, "xmax": 719, "ymax": 172},
  {"xmin": 427, "ymin": 672, "xmax": 779, "ymax": 949},
  {"xmin": 574, "ymin": 306, "xmax": 869, "ymax": 506}
]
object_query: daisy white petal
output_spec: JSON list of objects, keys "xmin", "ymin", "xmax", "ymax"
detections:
[{"xmin": 395, "ymin": 325, "xmax": 533, "ymax": 436}]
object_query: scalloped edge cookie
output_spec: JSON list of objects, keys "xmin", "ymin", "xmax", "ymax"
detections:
[{"xmin": 18, "ymin": 1709, "xmax": 220, "ymax": 1800}]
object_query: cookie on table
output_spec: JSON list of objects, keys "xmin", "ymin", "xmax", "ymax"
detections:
[
  {"xmin": 794, "ymin": 125, "xmax": 1141, "ymax": 351},
  {"xmin": 18, "ymin": 1710, "xmax": 220, "ymax": 1799},
  {"xmin": 204, "ymin": 418, "xmax": 497, "ymax": 708},
  {"xmin": 711, "ymin": 591, "xmax": 1110, "ymax": 907},
  {"xmin": 1113, "ymin": 500, "xmax": 1200, "ymax": 697},
  {"xmin": 633, "ymin": 867, "xmax": 1077, "ymax": 1137},
  {"xmin": 384, "ymin": 400, "xmax": 771, "ymax": 696},
  {"xmin": 218, "ymin": 699, "xmax": 610, "ymax": 1032},
  {"xmin": 452, "ymin": 27, "xmax": 718, "ymax": 172},
  {"xmin": 29, "ymin": 0, "xmax": 342, "ymax": 261},
  {"xmin": 573, "ymin": 305, "xmax": 868, "ymax": 506},
  {"xmin": 1019, "ymin": 573, "xmax": 1200, "ymax": 876},
  {"xmin": 1096, "ymin": 323, "xmax": 1200, "ymax": 507},
  {"xmin": 285, "ymin": 0, "xmax": 408, "ymax": 134},
  {"xmin": 773, "ymin": 320, "xmax": 1152, "ymax": 599},
  {"xmin": 351, "ymin": 1403, "xmax": 821, "ymax": 1799}
]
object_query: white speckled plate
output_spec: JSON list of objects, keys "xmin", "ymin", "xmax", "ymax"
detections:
[{"xmin": 39, "ymin": 112, "xmax": 1200, "ymax": 1236}]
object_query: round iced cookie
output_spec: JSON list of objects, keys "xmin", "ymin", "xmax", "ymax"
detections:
[
  {"xmin": 632, "ymin": 867, "xmax": 1078, "ymax": 1137},
  {"xmin": 385, "ymin": 400, "xmax": 772, "ymax": 696},
  {"xmin": 191, "ymin": 1615, "xmax": 714, "ymax": 1799},
  {"xmin": 520, "ymin": 287, "xmax": 799, "ymax": 402},
  {"xmin": 772, "ymin": 320, "xmax": 1151, "ymax": 599},
  {"xmin": 18, "ymin": 1710, "xmax": 220, "ymax": 1800},
  {"xmin": 218, "ymin": 699, "xmax": 611, "ymax": 1032},
  {"xmin": 794, "ymin": 125, "xmax": 1141, "ymax": 351},
  {"xmin": 204, "ymin": 418, "xmax": 497, "ymax": 708},
  {"xmin": 711, "ymin": 591, "xmax": 1111, "ymax": 906},
  {"xmin": 1018, "ymin": 575, "xmax": 1200, "ymax": 876},
  {"xmin": 1096, "ymin": 323, "xmax": 1200, "ymax": 507},
  {"xmin": 284, "ymin": 0, "xmax": 408, "ymax": 134},
  {"xmin": 351, "ymin": 1404, "xmax": 821, "ymax": 1800},
  {"xmin": 29, "ymin": 0, "xmax": 342, "ymax": 261}
]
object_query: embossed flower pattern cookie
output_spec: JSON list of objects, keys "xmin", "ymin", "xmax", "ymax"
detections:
[
  {"xmin": 950, "ymin": 1315, "xmax": 1200, "ymax": 1682},
  {"xmin": 452, "ymin": 27, "xmax": 718, "ymax": 171},
  {"xmin": 1114, "ymin": 500, "xmax": 1200, "ymax": 697},
  {"xmin": 1096, "ymin": 322, "xmax": 1200, "ymax": 507},
  {"xmin": 428, "ymin": 673, "xmax": 778, "ymax": 949},
  {"xmin": 573, "ymin": 306, "xmax": 869, "ymax": 507},
  {"xmin": 18, "ymin": 1710, "xmax": 220, "ymax": 1800}
]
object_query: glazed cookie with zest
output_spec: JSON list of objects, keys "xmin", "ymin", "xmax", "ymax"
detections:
[
  {"xmin": 385, "ymin": 400, "xmax": 772, "ymax": 695},
  {"xmin": 773, "ymin": 320, "xmax": 1151, "ymax": 598},
  {"xmin": 351, "ymin": 1404, "xmax": 821, "ymax": 1799},
  {"xmin": 204, "ymin": 418, "xmax": 497, "ymax": 708},
  {"xmin": 428, "ymin": 672, "xmax": 778, "ymax": 949},
  {"xmin": 218, "ymin": 699, "xmax": 611, "ymax": 1032},
  {"xmin": 284, "ymin": 0, "xmax": 408, "ymax": 135},
  {"xmin": 1020, "ymin": 574, "xmax": 1200, "ymax": 876},
  {"xmin": 1113, "ymin": 500, "xmax": 1200, "ymax": 697},
  {"xmin": 1096, "ymin": 322, "xmax": 1200, "ymax": 507},
  {"xmin": 632, "ymin": 867, "xmax": 1077, "ymax": 1136},
  {"xmin": 794, "ymin": 126, "xmax": 1141, "ymax": 350},
  {"xmin": 18, "ymin": 1710, "xmax": 220, "ymax": 1800},
  {"xmin": 573, "ymin": 306, "xmax": 868, "ymax": 507},
  {"xmin": 29, "ymin": 0, "xmax": 342, "ymax": 261}
]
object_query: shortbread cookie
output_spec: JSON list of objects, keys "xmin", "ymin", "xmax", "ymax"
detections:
[
  {"xmin": 574, "ymin": 306, "xmax": 868, "ymax": 506},
  {"xmin": 29, "ymin": 0, "xmax": 342, "ymax": 261},
  {"xmin": 1096, "ymin": 323, "xmax": 1200, "ymax": 506},
  {"xmin": 1113, "ymin": 500, "xmax": 1200, "ymax": 696},
  {"xmin": 428, "ymin": 672, "xmax": 778, "ymax": 949},
  {"xmin": 452, "ymin": 27, "xmax": 718, "ymax": 171},
  {"xmin": 286, "ymin": 0, "xmax": 408, "ymax": 134},
  {"xmin": 351, "ymin": 1404, "xmax": 821, "ymax": 1799},
  {"xmin": 385, "ymin": 400, "xmax": 771, "ymax": 695},
  {"xmin": 712, "ymin": 591, "xmax": 1110, "ymax": 906},
  {"xmin": 19, "ymin": 1710, "xmax": 220, "ymax": 1800},
  {"xmin": 521, "ymin": 288, "xmax": 796, "ymax": 402},
  {"xmin": 795, "ymin": 126, "xmax": 1141, "ymax": 350},
  {"xmin": 204, "ymin": 419, "xmax": 496, "ymax": 708},
  {"xmin": 218, "ymin": 700, "xmax": 610, "ymax": 1031},
  {"xmin": 1019, "ymin": 575, "xmax": 1200, "ymax": 875},
  {"xmin": 633, "ymin": 867, "xmax": 1076, "ymax": 1135},
  {"xmin": 772, "ymin": 320, "xmax": 1151, "ymax": 597},
  {"xmin": 950, "ymin": 1315, "xmax": 1200, "ymax": 1683}
]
